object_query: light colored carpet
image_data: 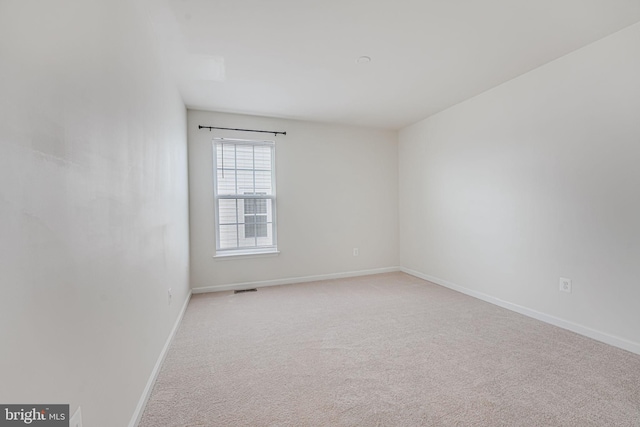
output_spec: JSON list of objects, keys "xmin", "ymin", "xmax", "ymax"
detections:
[{"xmin": 139, "ymin": 272, "xmax": 640, "ymax": 426}]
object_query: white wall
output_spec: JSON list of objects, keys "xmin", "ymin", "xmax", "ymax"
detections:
[
  {"xmin": 0, "ymin": 1, "xmax": 190, "ymax": 426},
  {"xmin": 188, "ymin": 110, "xmax": 398, "ymax": 289},
  {"xmin": 399, "ymin": 23, "xmax": 640, "ymax": 350}
]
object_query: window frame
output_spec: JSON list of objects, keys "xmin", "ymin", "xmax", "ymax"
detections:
[{"xmin": 212, "ymin": 138, "xmax": 278, "ymax": 257}]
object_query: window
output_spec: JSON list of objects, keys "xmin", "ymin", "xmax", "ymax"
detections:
[
  {"xmin": 213, "ymin": 138, "xmax": 277, "ymax": 255},
  {"xmin": 244, "ymin": 193, "xmax": 267, "ymax": 238}
]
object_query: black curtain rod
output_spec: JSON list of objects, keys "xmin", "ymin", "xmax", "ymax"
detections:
[{"xmin": 198, "ymin": 125, "xmax": 286, "ymax": 136}]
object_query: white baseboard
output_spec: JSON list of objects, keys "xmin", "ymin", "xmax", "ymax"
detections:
[
  {"xmin": 129, "ymin": 290, "xmax": 193, "ymax": 427},
  {"xmin": 400, "ymin": 267, "xmax": 640, "ymax": 356},
  {"xmin": 192, "ymin": 266, "xmax": 400, "ymax": 294}
]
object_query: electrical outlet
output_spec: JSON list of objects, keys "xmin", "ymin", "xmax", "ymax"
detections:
[
  {"xmin": 168, "ymin": 288, "xmax": 172, "ymax": 305},
  {"xmin": 353, "ymin": 248, "xmax": 359, "ymax": 256},
  {"xmin": 559, "ymin": 278, "xmax": 572, "ymax": 293},
  {"xmin": 69, "ymin": 406, "xmax": 82, "ymax": 427}
]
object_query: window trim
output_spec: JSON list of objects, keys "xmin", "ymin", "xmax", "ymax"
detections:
[
  {"xmin": 212, "ymin": 138, "xmax": 278, "ymax": 256},
  {"xmin": 213, "ymin": 249, "xmax": 280, "ymax": 260}
]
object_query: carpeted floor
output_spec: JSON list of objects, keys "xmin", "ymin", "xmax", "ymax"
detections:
[{"xmin": 139, "ymin": 272, "xmax": 640, "ymax": 426}]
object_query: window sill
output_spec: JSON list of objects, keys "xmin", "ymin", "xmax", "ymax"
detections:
[{"xmin": 213, "ymin": 249, "xmax": 280, "ymax": 260}]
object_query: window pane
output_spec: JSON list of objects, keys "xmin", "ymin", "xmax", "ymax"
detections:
[
  {"xmin": 256, "ymin": 199, "xmax": 267, "ymax": 214},
  {"xmin": 237, "ymin": 170, "xmax": 254, "ymax": 194},
  {"xmin": 255, "ymin": 170, "xmax": 272, "ymax": 194},
  {"xmin": 256, "ymin": 223, "xmax": 273, "ymax": 246},
  {"xmin": 254, "ymin": 145, "xmax": 272, "ymax": 170},
  {"xmin": 245, "ymin": 221, "xmax": 256, "ymax": 238},
  {"xmin": 244, "ymin": 198, "xmax": 256, "ymax": 215},
  {"xmin": 255, "ymin": 222, "xmax": 268, "ymax": 238},
  {"xmin": 217, "ymin": 169, "xmax": 236, "ymax": 195},
  {"xmin": 244, "ymin": 198, "xmax": 253, "ymax": 216},
  {"xmin": 236, "ymin": 144, "xmax": 253, "ymax": 169},
  {"xmin": 244, "ymin": 197, "xmax": 267, "ymax": 215},
  {"xmin": 237, "ymin": 224, "xmax": 255, "ymax": 248},
  {"xmin": 217, "ymin": 143, "xmax": 236, "ymax": 170},
  {"xmin": 219, "ymin": 224, "xmax": 238, "ymax": 249},
  {"xmin": 218, "ymin": 199, "xmax": 238, "ymax": 225},
  {"xmin": 244, "ymin": 216, "xmax": 267, "ymax": 225},
  {"xmin": 245, "ymin": 215, "xmax": 267, "ymax": 238}
]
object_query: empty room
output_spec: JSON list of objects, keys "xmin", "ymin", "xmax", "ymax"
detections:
[{"xmin": 1, "ymin": 0, "xmax": 640, "ymax": 426}]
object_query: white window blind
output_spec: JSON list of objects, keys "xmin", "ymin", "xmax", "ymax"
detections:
[{"xmin": 213, "ymin": 138, "xmax": 277, "ymax": 254}]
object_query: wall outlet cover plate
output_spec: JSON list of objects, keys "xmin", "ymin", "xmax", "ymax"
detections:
[{"xmin": 559, "ymin": 277, "xmax": 572, "ymax": 293}]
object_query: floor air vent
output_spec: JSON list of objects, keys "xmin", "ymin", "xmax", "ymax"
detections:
[{"xmin": 234, "ymin": 288, "xmax": 257, "ymax": 294}]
